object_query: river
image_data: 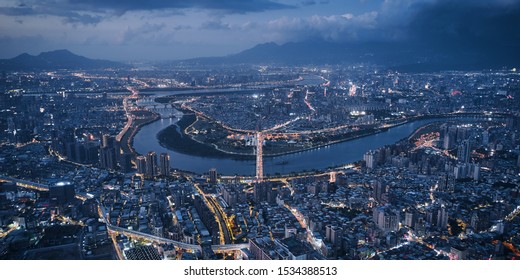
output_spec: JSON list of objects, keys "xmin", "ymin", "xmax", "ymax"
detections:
[
  {"xmin": 133, "ymin": 116, "xmax": 475, "ymax": 176},
  {"xmin": 133, "ymin": 75, "xmax": 501, "ymax": 176}
]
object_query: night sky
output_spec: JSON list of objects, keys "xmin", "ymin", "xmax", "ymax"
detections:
[{"xmin": 0, "ymin": 0, "xmax": 519, "ymax": 61}]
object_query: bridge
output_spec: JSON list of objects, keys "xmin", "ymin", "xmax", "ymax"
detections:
[
  {"xmin": 98, "ymin": 203, "xmax": 248, "ymax": 254},
  {"xmin": 106, "ymin": 224, "xmax": 249, "ymax": 254},
  {"xmin": 106, "ymin": 224, "xmax": 202, "ymax": 252},
  {"xmin": 440, "ymin": 111, "xmax": 513, "ymax": 120},
  {"xmin": 211, "ymin": 243, "xmax": 249, "ymax": 252},
  {"xmin": 107, "ymin": 224, "xmax": 247, "ymax": 252},
  {"xmin": 0, "ymin": 175, "xmax": 247, "ymax": 254},
  {"xmin": 136, "ymin": 97, "xmax": 180, "ymax": 118},
  {"xmin": 0, "ymin": 175, "xmax": 88, "ymax": 201},
  {"xmin": 0, "ymin": 175, "xmax": 49, "ymax": 191}
]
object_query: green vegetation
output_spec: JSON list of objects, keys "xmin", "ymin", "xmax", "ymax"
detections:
[{"xmin": 157, "ymin": 114, "xmax": 253, "ymax": 159}]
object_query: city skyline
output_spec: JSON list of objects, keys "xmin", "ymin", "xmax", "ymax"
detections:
[
  {"xmin": 1, "ymin": 0, "xmax": 520, "ymax": 263},
  {"xmin": 2, "ymin": 65, "xmax": 520, "ymax": 260}
]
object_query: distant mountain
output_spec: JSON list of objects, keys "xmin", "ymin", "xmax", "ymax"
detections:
[
  {"xmin": 179, "ymin": 41, "xmax": 374, "ymax": 65},
  {"xmin": 178, "ymin": 40, "xmax": 519, "ymax": 72},
  {"xmin": 0, "ymin": 50, "xmax": 126, "ymax": 71}
]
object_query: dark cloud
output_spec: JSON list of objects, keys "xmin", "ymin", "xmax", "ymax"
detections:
[
  {"xmin": 408, "ymin": 0, "xmax": 520, "ymax": 46},
  {"xmin": 0, "ymin": 4, "xmax": 103, "ymax": 25},
  {"xmin": 2, "ymin": 0, "xmax": 519, "ymax": 64},
  {"xmin": 405, "ymin": 0, "xmax": 520, "ymax": 63},
  {"xmin": 0, "ymin": 0, "xmax": 293, "ymax": 23},
  {"xmin": 265, "ymin": 12, "xmax": 380, "ymax": 44},
  {"xmin": 267, "ymin": 1, "xmax": 520, "ymax": 46},
  {"xmin": 89, "ymin": 0, "xmax": 293, "ymax": 13}
]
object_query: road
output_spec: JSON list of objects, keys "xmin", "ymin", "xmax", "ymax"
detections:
[
  {"xmin": 98, "ymin": 201, "xmax": 246, "ymax": 254},
  {"xmin": 206, "ymin": 195, "xmax": 233, "ymax": 244},
  {"xmin": 0, "ymin": 175, "xmax": 88, "ymax": 201}
]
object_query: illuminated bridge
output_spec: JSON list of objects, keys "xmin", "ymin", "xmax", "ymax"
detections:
[
  {"xmin": 1, "ymin": 176, "xmax": 249, "ymax": 254},
  {"xmin": 107, "ymin": 223, "xmax": 248, "ymax": 253},
  {"xmin": 211, "ymin": 243, "xmax": 249, "ymax": 252},
  {"xmin": 106, "ymin": 224, "xmax": 202, "ymax": 252},
  {"xmin": 0, "ymin": 175, "xmax": 49, "ymax": 191},
  {"xmin": 0, "ymin": 175, "xmax": 88, "ymax": 201},
  {"xmin": 98, "ymin": 203, "xmax": 248, "ymax": 253}
]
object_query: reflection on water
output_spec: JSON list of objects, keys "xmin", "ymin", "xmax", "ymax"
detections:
[{"xmin": 134, "ymin": 117, "xmax": 445, "ymax": 175}]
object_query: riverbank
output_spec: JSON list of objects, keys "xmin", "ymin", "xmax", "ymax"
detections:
[
  {"xmin": 157, "ymin": 114, "xmax": 255, "ymax": 160},
  {"xmin": 120, "ymin": 110, "xmax": 160, "ymax": 156},
  {"xmin": 133, "ymin": 111, "xmax": 512, "ymax": 175},
  {"xmin": 155, "ymin": 112, "xmax": 512, "ymax": 162},
  {"xmin": 156, "ymin": 113, "xmax": 405, "ymax": 160}
]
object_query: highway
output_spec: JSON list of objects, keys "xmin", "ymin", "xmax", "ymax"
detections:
[
  {"xmin": 191, "ymin": 182, "xmax": 233, "ymax": 244},
  {"xmin": 0, "ymin": 175, "xmax": 88, "ymax": 201},
  {"xmin": 206, "ymin": 195, "xmax": 233, "ymax": 244},
  {"xmin": 98, "ymin": 203, "xmax": 246, "ymax": 253},
  {"xmin": 107, "ymin": 224, "xmax": 202, "ymax": 252},
  {"xmin": 0, "ymin": 175, "xmax": 49, "ymax": 191},
  {"xmin": 108, "ymin": 224, "xmax": 248, "ymax": 254},
  {"xmin": 0, "ymin": 176, "xmax": 247, "ymax": 254},
  {"xmin": 116, "ymin": 86, "xmax": 139, "ymax": 142},
  {"xmin": 211, "ymin": 243, "xmax": 248, "ymax": 252}
]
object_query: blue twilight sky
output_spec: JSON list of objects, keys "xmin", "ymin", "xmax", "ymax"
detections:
[{"xmin": 0, "ymin": 0, "xmax": 518, "ymax": 61}]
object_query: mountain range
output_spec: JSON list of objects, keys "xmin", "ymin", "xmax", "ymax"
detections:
[
  {"xmin": 0, "ymin": 49, "xmax": 126, "ymax": 71},
  {"xmin": 179, "ymin": 40, "xmax": 519, "ymax": 71},
  {"xmin": 2, "ymin": 39, "xmax": 519, "ymax": 72}
]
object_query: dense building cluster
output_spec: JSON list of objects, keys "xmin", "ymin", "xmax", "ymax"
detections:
[{"xmin": 1, "ymin": 66, "xmax": 520, "ymax": 260}]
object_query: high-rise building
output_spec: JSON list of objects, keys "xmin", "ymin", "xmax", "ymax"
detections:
[
  {"xmin": 99, "ymin": 146, "xmax": 117, "ymax": 170},
  {"xmin": 457, "ymin": 140, "xmax": 471, "ymax": 163},
  {"xmin": 404, "ymin": 212, "xmax": 415, "ymax": 228},
  {"xmin": 221, "ymin": 185, "xmax": 238, "ymax": 207},
  {"xmin": 266, "ymin": 184, "xmax": 278, "ymax": 205},
  {"xmin": 325, "ymin": 225, "xmax": 332, "ymax": 242},
  {"xmin": 471, "ymin": 163, "xmax": 481, "ymax": 181},
  {"xmin": 364, "ymin": 150, "xmax": 377, "ymax": 170},
  {"xmin": 136, "ymin": 156, "xmax": 147, "ymax": 175},
  {"xmin": 372, "ymin": 180, "xmax": 387, "ymax": 204},
  {"xmin": 99, "ymin": 134, "xmax": 119, "ymax": 170},
  {"xmin": 120, "ymin": 152, "xmax": 133, "ymax": 173},
  {"xmin": 436, "ymin": 205, "xmax": 449, "ymax": 229},
  {"xmin": 146, "ymin": 152, "xmax": 158, "ymax": 178},
  {"xmin": 329, "ymin": 172, "xmax": 336, "ymax": 183},
  {"xmin": 443, "ymin": 126, "xmax": 457, "ymax": 150},
  {"xmin": 254, "ymin": 182, "xmax": 268, "ymax": 203},
  {"xmin": 102, "ymin": 134, "xmax": 115, "ymax": 148},
  {"xmin": 454, "ymin": 163, "xmax": 469, "ymax": 179},
  {"xmin": 49, "ymin": 181, "xmax": 76, "ymax": 205},
  {"xmin": 159, "ymin": 153, "xmax": 170, "ymax": 176},
  {"xmin": 209, "ymin": 168, "xmax": 217, "ymax": 184},
  {"xmin": 326, "ymin": 225, "xmax": 342, "ymax": 247},
  {"xmin": 438, "ymin": 174, "xmax": 455, "ymax": 193},
  {"xmin": 84, "ymin": 142, "xmax": 100, "ymax": 164},
  {"xmin": 373, "ymin": 206, "xmax": 399, "ymax": 232}
]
